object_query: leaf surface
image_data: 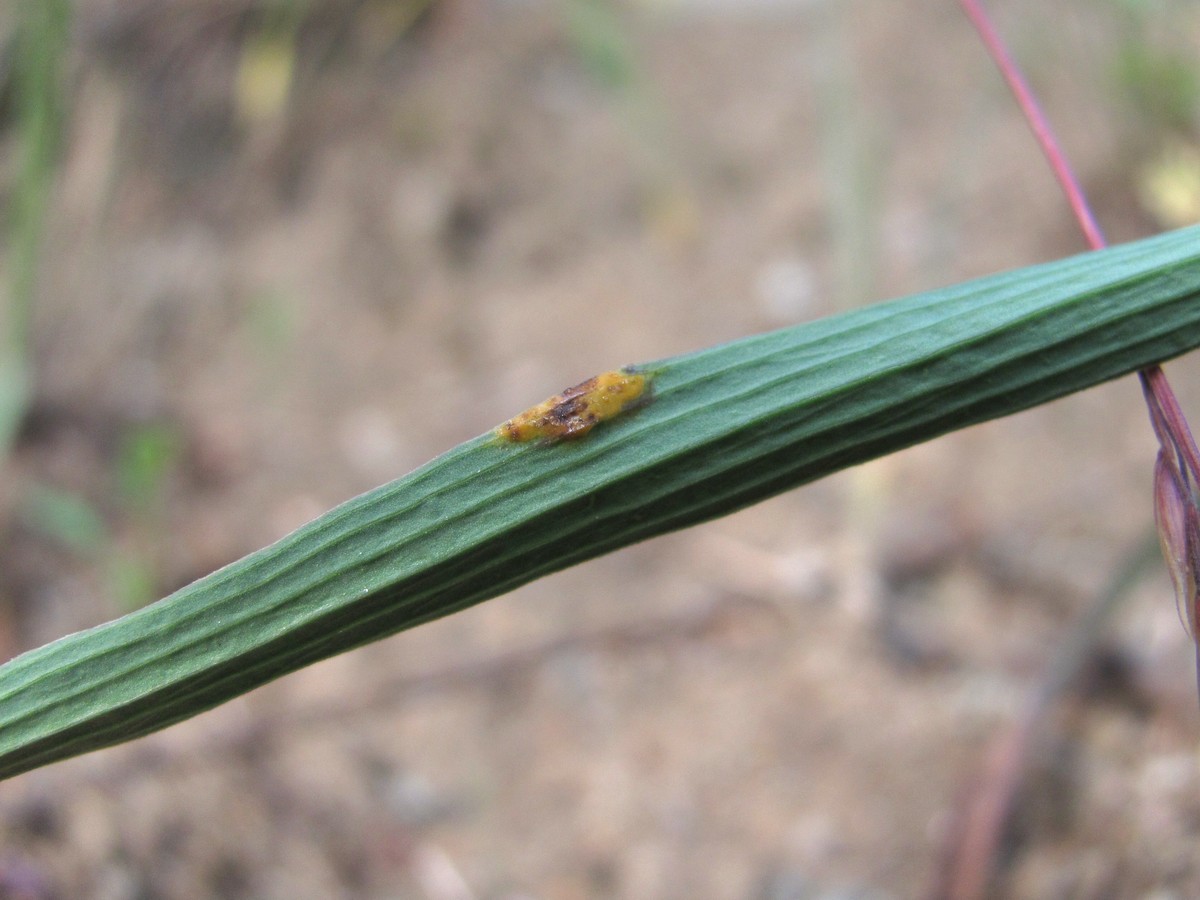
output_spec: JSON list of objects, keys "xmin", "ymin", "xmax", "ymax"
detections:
[{"xmin": 3, "ymin": 225, "xmax": 1200, "ymax": 779}]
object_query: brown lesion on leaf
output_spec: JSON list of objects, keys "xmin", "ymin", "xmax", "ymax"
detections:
[{"xmin": 495, "ymin": 368, "xmax": 652, "ymax": 444}]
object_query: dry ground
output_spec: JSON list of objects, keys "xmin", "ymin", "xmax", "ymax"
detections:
[{"xmin": 2, "ymin": 1, "xmax": 1200, "ymax": 897}]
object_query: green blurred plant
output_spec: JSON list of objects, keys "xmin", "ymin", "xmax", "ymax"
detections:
[
  {"xmin": 19, "ymin": 484, "xmax": 106, "ymax": 558},
  {"xmin": 563, "ymin": 0, "xmax": 637, "ymax": 91},
  {"xmin": 561, "ymin": 0, "xmax": 697, "ymax": 244},
  {"xmin": 245, "ymin": 287, "xmax": 299, "ymax": 366},
  {"xmin": 1108, "ymin": 0, "xmax": 1200, "ymax": 138},
  {"xmin": 814, "ymin": 0, "xmax": 881, "ymax": 314},
  {"xmin": 2, "ymin": 0, "xmax": 70, "ymax": 454},
  {"xmin": 1104, "ymin": 0, "xmax": 1200, "ymax": 227},
  {"xmin": 115, "ymin": 423, "xmax": 179, "ymax": 518},
  {"xmin": 110, "ymin": 422, "xmax": 183, "ymax": 609},
  {"xmin": 235, "ymin": 0, "xmax": 309, "ymax": 127},
  {"xmin": 17, "ymin": 420, "xmax": 183, "ymax": 611}
]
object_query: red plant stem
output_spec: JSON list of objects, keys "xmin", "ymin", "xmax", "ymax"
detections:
[
  {"xmin": 958, "ymin": 0, "xmax": 1196, "ymax": 485},
  {"xmin": 936, "ymin": 4, "xmax": 1200, "ymax": 898},
  {"xmin": 956, "ymin": 0, "xmax": 1107, "ymax": 252},
  {"xmin": 1144, "ymin": 366, "xmax": 1200, "ymax": 484}
]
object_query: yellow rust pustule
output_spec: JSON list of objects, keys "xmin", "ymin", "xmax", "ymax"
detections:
[{"xmin": 496, "ymin": 369, "xmax": 651, "ymax": 444}]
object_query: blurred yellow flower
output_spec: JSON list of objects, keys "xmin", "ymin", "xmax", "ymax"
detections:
[{"xmin": 1138, "ymin": 141, "xmax": 1200, "ymax": 228}]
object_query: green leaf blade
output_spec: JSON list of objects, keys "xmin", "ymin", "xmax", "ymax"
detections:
[{"xmin": 2, "ymin": 225, "xmax": 1200, "ymax": 778}]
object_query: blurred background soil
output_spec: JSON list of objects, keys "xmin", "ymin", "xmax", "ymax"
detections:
[{"xmin": 2, "ymin": 0, "xmax": 1200, "ymax": 897}]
